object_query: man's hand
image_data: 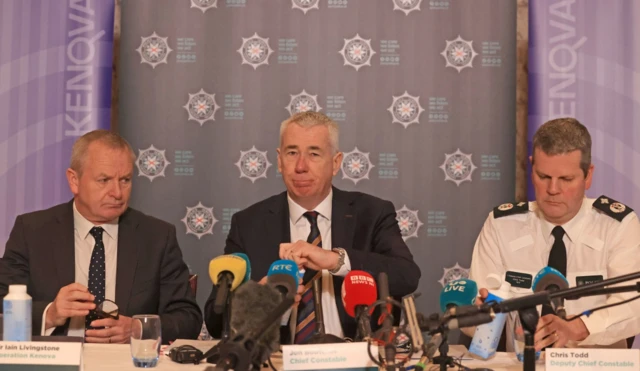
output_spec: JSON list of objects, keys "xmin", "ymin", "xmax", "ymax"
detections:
[
  {"xmin": 534, "ymin": 314, "xmax": 590, "ymax": 351},
  {"xmin": 85, "ymin": 315, "xmax": 134, "ymax": 344},
  {"xmin": 476, "ymin": 288, "xmax": 489, "ymax": 305},
  {"xmin": 45, "ymin": 283, "xmax": 95, "ymax": 329},
  {"xmin": 279, "ymin": 240, "xmax": 339, "ymax": 271}
]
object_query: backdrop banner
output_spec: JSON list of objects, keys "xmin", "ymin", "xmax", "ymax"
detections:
[
  {"xmin": 119, "ymin": 0, "xmax": 516, "ymax": 321},
  {"xmin": 0, "ymin": 0, "xmax": 115, "ymax": 253}
]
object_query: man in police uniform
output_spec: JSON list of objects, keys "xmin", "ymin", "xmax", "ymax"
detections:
[{"xmin": 470, "ymin": 117, "xmax": 640, "ymax": 350}]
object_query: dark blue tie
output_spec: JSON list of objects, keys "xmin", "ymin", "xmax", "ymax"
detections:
[
  {"xmin": 295, "ymin": 211, "xmax": 322, "ymax": 344},
  {"xmin": 85, "ymin": 227, "xmax": 105, "ymax": 329}
]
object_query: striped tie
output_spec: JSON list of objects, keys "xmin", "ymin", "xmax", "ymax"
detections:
[{"xmin": 295, "ymin": 211, "xmax": 322, "ymax": 344}]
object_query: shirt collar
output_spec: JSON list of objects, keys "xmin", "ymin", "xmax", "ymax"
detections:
[
  {"xmin": 540, "ymin": 197, "xmax": 589, "ymax": 244},
  {"xmin": 288, "ymin": 190, "xmax": 333, "ymax": 224},
  {"xmin": 73, "ymin": 201, "xmax": 119, "ymax": 241}
]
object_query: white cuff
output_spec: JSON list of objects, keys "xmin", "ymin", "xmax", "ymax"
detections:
[
  {"xmin": 330, "ymin": 249, "xmax": 351, "ymax": 277},
  {"xmin": 41, "ymin": 302, "xmax": 56, "ymax": 336}
]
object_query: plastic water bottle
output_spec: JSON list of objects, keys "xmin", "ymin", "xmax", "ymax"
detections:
[
  {"xmin": 3, "ymin": 285, "xmax": 32, "ymax": 341},
  {"xmin": 468, "ymin": 276, "xmax": 510, "ymax": 360}
]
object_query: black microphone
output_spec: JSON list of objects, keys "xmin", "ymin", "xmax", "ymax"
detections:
[
  {"xmin": 209, "ymin": 255, "xmax": 247, "ymax": 314},
  {"xmin": 417, "ymin": 311, "xmax": 495, "ymax": 332},
  {"xmin": 201, "ymin": 281, "xmax": 285, "ymax": 367},
  {"xmin": 304, "ymin": 279, "xmax": 346, "ymax": 344},
  {"xmin": 312, "ymin": 279, "xmax": 325, "ymax": 334},
  {"xmin": 532, "ymin": 267, "xmax": 569, "ymax": 319},
  {"xmin": 377, "ymin": 272, "xmax": 394, "ymax": 334}
]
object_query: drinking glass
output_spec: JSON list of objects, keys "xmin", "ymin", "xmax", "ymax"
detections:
[{"xmin": 130, "ymin": 314, "xmax": 161, "ymax": 368}]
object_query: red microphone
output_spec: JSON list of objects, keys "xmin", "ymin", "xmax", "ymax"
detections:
[{"xmin": 341, "ymin": 270, "xmax": 378, "ymax": 340}]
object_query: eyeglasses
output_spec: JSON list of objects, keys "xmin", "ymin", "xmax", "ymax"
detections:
[{"xmin": 95, "ymin": 299, "xmax": 119, "ymax": 320}]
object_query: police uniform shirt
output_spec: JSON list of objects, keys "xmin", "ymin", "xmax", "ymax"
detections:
[{"xmin": 469, "ymin": 196, "xmax": 640, "ymax": 347}]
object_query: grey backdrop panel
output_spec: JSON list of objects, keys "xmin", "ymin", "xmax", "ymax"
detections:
[{"xmin": 118, "ymin": 0, "xmax": 516, "ymax": 318}]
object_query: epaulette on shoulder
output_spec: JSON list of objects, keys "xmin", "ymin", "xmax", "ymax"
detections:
[
  {"xmin": 493, "ymin": 202, "xmax": 529, "ymax": 219},
  {"xmin": 593, "ymin": 195, "xmax": 633, "ymax": 222}
]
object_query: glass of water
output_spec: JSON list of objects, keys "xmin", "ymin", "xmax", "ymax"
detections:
[
  {"xmin": 512, "ymin": 311, "xmax": 541, "ymax": 362},
  {"xmin": 130, "ymin": 314, "xmax": 161, "ymax": 368}
]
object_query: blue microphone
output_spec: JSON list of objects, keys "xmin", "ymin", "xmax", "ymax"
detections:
[
  {"xmin": 439, "ymin": 278, "xmax": 478, "ymax": 313},
  {"xmin": 231, "ymin": 252, "xmax": 252, "ymax": 283},
  {"xmin": 532, "ymin": 266, "xmax": 569, "ymax": 318},
  {"xmin": 267, "ymin": 259, "xmax": 299, "ymax": 299}
]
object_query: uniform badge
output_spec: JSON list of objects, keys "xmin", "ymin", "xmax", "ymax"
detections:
[
  {"xmin": 498, "ymin": 203, "xmax": 513, "ymax": 211},
  {"xmin": 493, "ymin": 201, "xmax": 528, "ymax": 219},
  {"xmin": 593, "ymin": 195, "xmax": 633, "ymax": 222}
]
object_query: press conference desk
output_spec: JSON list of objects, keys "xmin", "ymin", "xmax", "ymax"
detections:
[{"xmin": 82, "ymin": 342, "xmax": 544, "ymax": 371}]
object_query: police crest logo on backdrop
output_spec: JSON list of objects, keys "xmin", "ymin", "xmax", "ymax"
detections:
[
  {"xmin": 441, "ymin": 35, "xmax": 478, "ymax": 73},
  {"xmin": 440, "ymin": 149, "xmax": 477, "ymax": 186},
  {"xmin": 184, "ymin": 89, "xmax": 221, "ymax": 126},
  {"xmin": 182, "ymin": 202, "xmax": 217, "ymax": 239},
  {"xmin": 341, "ymin": 147, "xmax": 375, "ymax": 185},
  {"xmin": 136, "ymin": 32, "xmax": 172, "ymax": 69},
  {"xmin": 136, "ymin": 145, "xmax": 171, "ymax": 182},
  {"xmin": 235, "ymin": 146, "xmax": 272, "ymax": 184},
  {"xmin": 395, "ymin": 205, "xmax": 424, "ymax": 241}
]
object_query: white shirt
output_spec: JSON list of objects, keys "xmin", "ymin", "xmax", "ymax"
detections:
[
  {"xmin": 470, "ymin": 197, "xmax": 640, "ymax": 348},
  {"xmin": 41, "ymin": 202, "xmax": 119, "ymax": 335},
  {"xmin": 286, "ymin": 190, "xmax": 351, "ymax": 338}
]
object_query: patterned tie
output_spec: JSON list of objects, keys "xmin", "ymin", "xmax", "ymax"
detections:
[
  {"xmin": 85, "ymin": 227, "xmax": 106, "ymax": 329},
  {"xmin": 542, "ymin": 226, "xmax": 566, "ymax": 316},
  {"xmin": 295, "ymin": 211, "xmax": 322, "ymax": 344}
]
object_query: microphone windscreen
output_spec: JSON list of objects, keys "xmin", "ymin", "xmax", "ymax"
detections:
[
  {"xmin": 230, "ymin": 280, "xmax": 282, "ymax": 351},
  {"xmin": 341, "ymin": 270, "xmax": 378, "ymax": 318},
  {"xmin": 532, "ymin": 266, "xmax": 569, "ymax": 292},
  {"xmin": 209, "ymin": 255, "xmax": 246, "ymax": 290},
  {"xmin": 439, "ymin": 278, "xmax": 478, "ymax": 312},
  {"xmin": 231, "ymin": 252, "xmax": 252, "ymax": 283}
]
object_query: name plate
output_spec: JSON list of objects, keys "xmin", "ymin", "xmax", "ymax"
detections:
[
  {"xmin": 546, "ymin": 348, "xmax": 640, "ymax": 370},
  {"xmin": 283, "ymin": 342, "xmax": 378, "ymax": 371},
  {"xmin": 0, "ymin": 341, "xmax": 81, "ymax": 371}
]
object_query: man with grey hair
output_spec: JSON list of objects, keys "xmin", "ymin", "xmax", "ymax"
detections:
[
  {"xmin": 205, "ymin": 111, "xmax": 421, "ymax": 343},
  {"xmin": 0, "ymin": 130, "xmax": 202, "ymax": 344},
  {"xmin": 469, "ymin": 117, "xmax": 640, "ymax": 350}
]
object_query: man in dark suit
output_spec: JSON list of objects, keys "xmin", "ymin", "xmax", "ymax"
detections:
[
  {"xmin": 205, "ymin": 112, "xmax": 420, "ymax": 343},
  {"xmin": 0, "ymin": 130, "xmax": 201, "ymax": 344}
]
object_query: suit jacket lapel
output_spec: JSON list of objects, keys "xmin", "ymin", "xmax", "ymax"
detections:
[
  {"xmin": 265, "ymin": 192, "xmax": 290, "ymax": 262},
  {"xmin": 53, "ymin": 201, "xmax": 76, "ymax": 288},
  {"xmin": 331, "ymin": 187, "xmax": 355, "ymax": 252},
  {"xmin": 115, "ymin": 209, "xmax": 139, "ymax": 314}
]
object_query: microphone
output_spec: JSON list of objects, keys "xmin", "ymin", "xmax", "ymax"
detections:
[
  {"xmin": 304, "ymin": 278, "xmax": 346, "ymax": 344},
  {"xmin": 312, "ymin": 279, "xmax": 325, "ymax": 334},
  {"xmin": 439, "ymin": 278, "xmax": 478, "ymax": 314},
  {"xmin": 202, "ymin": 280, "xmax": 285, "ymax": 367},
  {"xmin": 342, "ymin": 270, "xmax": 378, "ymax": 341},
  {"xmin": 377, "ymin": 272, "xmax": 394, "ymax": 334},
  {"xmin": 209, "ymin": 255, "xmax": 247, "ymax": 314},
  {"xmin": 220, "ymin": 253, "xmax": 252, "ymax": 341},
  {"xmin": 231, "ymin": 252, "xmax": 252, "ymax": 283},
  {"xmin": 267, "ymin": 259, "xmax": 299, "ymax": 298},
  {"xmin": 416, "ymin": 311, "xmax": 495, "ymax": 332},
  {"xmin": 532, "ymin": 266, "xmax": 569, "ymax": 318}
]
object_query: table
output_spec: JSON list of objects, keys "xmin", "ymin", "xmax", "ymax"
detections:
[{"xmin": 82, "ymin": 341, "xmax": 546, "ymax": 371}]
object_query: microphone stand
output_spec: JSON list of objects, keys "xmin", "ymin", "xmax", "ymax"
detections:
[
  {"xmin": 222, "ymin": 293, "xmax": 232, "ymax": 342},
  {"xmin": 305, "ymin": 278, "xmax": 345, "ymax": 344},
  {"xmin": 517, "ymin": 307, "xmax": 539, "ymax": 371},
  {"xmin": 430, "ymin": 329, "xmax": 455, "ymax": 371}
]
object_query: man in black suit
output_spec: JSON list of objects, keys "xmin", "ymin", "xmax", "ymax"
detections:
[
  {"xmin": 0, "ymin": 130, "xmax": 201, "ymax": 344},
  {"xmin": 205, "ymin": 112, "xmax": 420, "ymax": 342}
]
